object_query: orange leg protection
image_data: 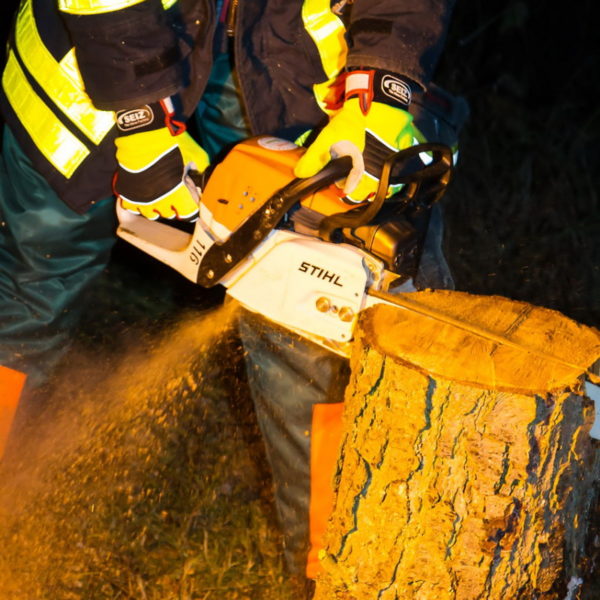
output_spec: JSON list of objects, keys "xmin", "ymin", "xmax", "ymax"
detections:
[
  {"xmin": 0, "ymin": 366, "xmax": 26, "ymax": 459},
  {"xmin": 306, "ymin": 402, "xmax": 345, "ymax": 579}
]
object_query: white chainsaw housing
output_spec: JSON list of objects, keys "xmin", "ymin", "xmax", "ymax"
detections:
[
  {"xmin": 116, "ymin": 204, "xmax": 390, "ymax": 349},
  {"xmin": 222, "ymin": 229, "xmax": 383, "ymax": 344}
]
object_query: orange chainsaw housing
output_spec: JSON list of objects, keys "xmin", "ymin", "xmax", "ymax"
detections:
[{"xmin": 200, "ymin": 137, "xmax": 359, "ymax": 237}]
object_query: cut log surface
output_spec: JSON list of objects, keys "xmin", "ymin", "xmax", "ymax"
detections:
[{"xmin": 315, "ymin": 290, "xmax": 600, "ymax": 600}]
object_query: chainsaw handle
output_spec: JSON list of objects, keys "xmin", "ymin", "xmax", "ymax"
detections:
[
  {"xmin": 280, "ymin": 155, "xmax": 353, "ymax": 202},
  {"xmin": 188, "ymin": 155, "xmax": 352, "ymax": 202},
  {"xmin": 318, "ymin": 143, "xmax": 453, "ymax": 242}
]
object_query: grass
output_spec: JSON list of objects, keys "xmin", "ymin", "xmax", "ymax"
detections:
[{"xmin": 0, "ymin": 302, "xmax": 303, "ymax": 599}]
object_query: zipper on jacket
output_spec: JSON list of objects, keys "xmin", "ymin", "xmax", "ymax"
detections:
[{"xmin": 226, "ymin": 0, "xmax": 238, "ymax": 37}]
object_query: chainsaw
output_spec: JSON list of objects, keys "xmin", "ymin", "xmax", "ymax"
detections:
[
  {"xmin": 116, "ymin": 135, "xmax": 600, "ymax": 436},
  {"xmin": 116, "ymin": 135, "xmax": 453, "ymax": 356}
]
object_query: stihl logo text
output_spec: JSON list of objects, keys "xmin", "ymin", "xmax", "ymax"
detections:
[{"xmin": 299, "ymin": 262, "xmax": 343, "ymax": 287}]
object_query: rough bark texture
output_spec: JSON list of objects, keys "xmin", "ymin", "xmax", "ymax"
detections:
[{"xmin": 314, "ymin": 290, "xmax": 600, "ymax": 600}]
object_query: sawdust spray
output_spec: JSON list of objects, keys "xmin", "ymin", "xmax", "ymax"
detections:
[{"xmin": 0, "ymin": 301, "xmax": 264, "ymax": 599}]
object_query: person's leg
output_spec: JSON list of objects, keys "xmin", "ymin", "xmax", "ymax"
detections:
[
  {"xmin": 0, "ymin": 126, "xmax": 117, "ymax": 390},
  {"xmin": 237, "ymin": 310, "xmax": 350, "ymax": 579}
]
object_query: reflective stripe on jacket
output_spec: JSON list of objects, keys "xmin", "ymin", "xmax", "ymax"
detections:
[{"xmin": 0, "ymin": 0, "xmax": 455, "ymax": 213}]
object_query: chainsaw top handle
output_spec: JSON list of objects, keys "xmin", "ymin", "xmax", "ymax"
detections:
[
  {"xmin": 318, "ymin": 143, "xmax": 453, "ymax": 242},
  {"xmin": 281, "ymin": 155, "xmax": 353, "ymax": 201}
]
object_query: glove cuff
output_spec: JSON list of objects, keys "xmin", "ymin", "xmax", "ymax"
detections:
[
  {"xmin": 345, "ymin": 68, "xmax": 417, "ymax": 115},
  {"xmin": 115, "ymin": 95, "xmax": 186, "ymax": 137}
]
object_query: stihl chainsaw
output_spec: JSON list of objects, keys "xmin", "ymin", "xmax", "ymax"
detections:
[
  {"xmin": 116, "ymin": 136, "xmax": 453, "ymax": 356},
  {"xmin": 116, "ymin": 135, "xmax": 600, "ymax": 434}
]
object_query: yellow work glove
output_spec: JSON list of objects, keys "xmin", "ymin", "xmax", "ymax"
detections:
[
  {"xmin": 295, "ymin": 69, "xmax": 421, "ymax": 203},
  {"xmin": 114, "ymin": 97, "xmax": 209, "ymax": 221}
]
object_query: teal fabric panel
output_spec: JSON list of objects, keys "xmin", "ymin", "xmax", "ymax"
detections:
[{"xmin": 194, "ymin": 48, "xmax": 251, "ymax": 161}]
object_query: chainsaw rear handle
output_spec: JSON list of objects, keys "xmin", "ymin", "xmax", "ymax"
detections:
[{"xmin": 318, "ymin": 143, "xmax": 453, "ymax": 242}]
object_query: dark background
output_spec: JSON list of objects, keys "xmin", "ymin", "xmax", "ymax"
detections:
[
  {"xmin": 437, "ymin": 0, "xmax": 599, "ymax": 329},
  {"xmin": 0, "ymin": 0, "xmax": 598, "ymax": 329}
]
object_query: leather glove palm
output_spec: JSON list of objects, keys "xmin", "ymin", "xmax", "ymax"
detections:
[
  {"xmin": 295, "ymin": 70, "xmax": 421, "ymax": 203},
  {"xmin": 114, "ymin": 98, "xmax": 209, "ymax": 221}
]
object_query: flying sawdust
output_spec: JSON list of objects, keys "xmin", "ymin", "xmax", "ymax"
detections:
[{"xmin": 0, "ymin": 301, "xmax": 285, "ymax": 599}]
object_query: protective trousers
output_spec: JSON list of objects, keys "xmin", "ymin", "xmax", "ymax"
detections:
[
  {"xmin": 237, "ymin": 312, "xmax": 349, "ymax": 577},
  {"xmin": 0, "ymin": 127, "xmax": 117, "ymax": 390}
]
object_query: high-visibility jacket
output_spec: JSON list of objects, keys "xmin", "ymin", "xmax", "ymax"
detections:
[{"xmin": 0, "ymin": 0, "xmax": 455, "ymax": 213}]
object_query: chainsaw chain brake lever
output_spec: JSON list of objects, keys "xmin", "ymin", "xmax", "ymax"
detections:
[{"xmin": 318, "ymin": 143, "xmax": 453, "ymax": 242}]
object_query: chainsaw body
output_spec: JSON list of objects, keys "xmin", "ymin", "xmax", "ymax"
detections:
[{"xmin": 117, "ymin": 136, "xmax": 452, "ymax": 353}]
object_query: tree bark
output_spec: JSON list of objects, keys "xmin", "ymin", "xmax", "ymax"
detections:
[{"xmin": 314, "ymin": 290, "xmax": 600, "ymax": 600}]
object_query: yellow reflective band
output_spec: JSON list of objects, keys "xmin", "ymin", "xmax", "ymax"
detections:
[
  {"xmin": 302, "ymin": 0, "xmax": 348, "ymax": 114},
  {"xmin": 58, "ymin": 0, "xmax": 145, "ymax": 15},
  {"xmin": 3, "ymin": 52, "xmax": 90, "ymax": 178},
  {"xmin": 58, "ymin": 0, "xmax": 175, "ymax": 14},
  {"xmin": 15, "ymin": 0, "xmax": 114, "ymax": 145}
]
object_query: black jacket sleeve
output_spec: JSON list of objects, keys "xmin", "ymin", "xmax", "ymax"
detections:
[
  {"xmin": 59, "ymin": 0, "xmax": 184, "ymax": 111},
  {"xmin": 347, "ymin": 0, "xmax": 456, "ymax": 88}
]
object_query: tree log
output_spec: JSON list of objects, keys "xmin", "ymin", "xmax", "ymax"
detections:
[{"xmin": 314, "ymin": 290, "xmax": 600, "ymax": 600}]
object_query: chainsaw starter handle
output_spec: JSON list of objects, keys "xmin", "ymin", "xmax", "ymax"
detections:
[{"xmin": 318, "ymin": 143, "xmax": 453, "ymax": 242}]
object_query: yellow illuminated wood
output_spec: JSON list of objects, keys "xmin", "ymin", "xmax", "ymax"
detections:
[{"xmin": 314, "ymin": 290, "xmax": 600, "ymax": 599}]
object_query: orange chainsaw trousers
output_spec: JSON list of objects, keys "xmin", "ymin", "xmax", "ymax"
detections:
[{"xmin": 0, "ymin": 365, "xmax": 26, "ymax": 459}]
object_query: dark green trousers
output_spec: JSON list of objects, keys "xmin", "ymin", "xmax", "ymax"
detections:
[
  {"xmin": 0, "ymin": 47, "xmax": 248, "ymax": 389},
  {"xmin": 0, "ymin": 127, "xmax": 117, "ymax": 388}
]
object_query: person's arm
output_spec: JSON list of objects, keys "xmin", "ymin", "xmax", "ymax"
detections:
[
  {"xmin": 58, "ymin": 0, "xmax": 184, "ymax": 111},
  {"xmin": 347, "ymin": 0, "xmax": 456, "ymax": 88},
  {"xmin": 295, "ymin": 0, "xmax": 456, "ymax": 201},
  {"xmin": 58, "ymin": 0, "xmax": 209, "ymax": 221}
]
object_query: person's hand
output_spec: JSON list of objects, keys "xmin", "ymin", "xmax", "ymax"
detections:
[
  {"xmin": 294, "ymin": 70, "xmax": 421, "ymax": 203},
  {"xmin": 114, "ymin": 98, "xmax": 209, "ymax": 221}
]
